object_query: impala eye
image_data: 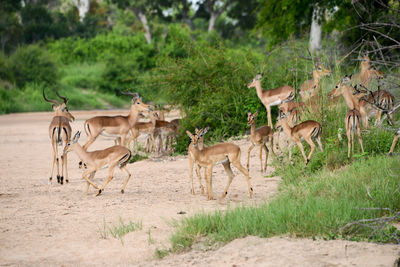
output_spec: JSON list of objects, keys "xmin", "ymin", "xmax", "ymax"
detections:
[{"xmin": 335, "ymin": 85, "xmax": 338, "ymax": 89}]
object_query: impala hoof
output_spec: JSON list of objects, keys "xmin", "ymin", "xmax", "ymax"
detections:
[
  {"xmin": 96, "ymin": 189, "xmax": 102, "ymax": 196},
  {"xmin": 388, "ymin": 152, "xmax": 393, "ymax": 157},
  {"xmin": 121, "ymin": 189, "xmax": 124, "ymax": 194},
  {"xmin": 60, "ymin": 176, "xmax": 64, "ymax": 185},
  {"xmin": 66, "ymin": 179, "xmax": 69, "ymax": 183},
  {"xmin": 57, "ymin": 175, "xmax": 61, "ymax": 183}
]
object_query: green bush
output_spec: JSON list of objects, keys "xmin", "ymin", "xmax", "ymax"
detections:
[
  {"xmin": 47, "ymin": 31, "xmax": 155, "ymax": 65},
  {"xmin": 7, "ymin": 45, "xmax": 59, "ymax": 87}
]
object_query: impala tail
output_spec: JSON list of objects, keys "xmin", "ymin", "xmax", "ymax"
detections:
[{"xmin": 118, "ymin": 151, "xmax": 132, "ymax": 168}]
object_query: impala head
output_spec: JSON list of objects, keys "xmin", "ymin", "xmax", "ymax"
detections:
[
  {"xmin": 120, "ymin": 90, "xmax": 152, "ymax": 114},
  {"xmin": 43, "ymin": 89, "xmax": 75, "ymax": 122},
  {"xmin": 64, "ymin": 131, "xmax": 81, "ymax": 154},
  {"xmin": 328, "ymin": 75, "xmax": 352, "ymax": 99},
  {"xmin": 274, "ymin": 114, "xmax": 288, "ymax": 130},
  {"xmin": 247, "ymin": 110, "xmax": 258, "ymax": 126},
  {"xmin": 186, "ymin": 127, "xmax": 209, "ymax": 147},
  {"xmin": 315, "ymin": 64, "xmax": 331, "ymax": 77},
  {"xmin": 247, "ymin": 74, "xmax": 262, "ymax": 88},
  {"xmin": 360, "ymin": 55, "xmax": 371, "ymax": 70}
]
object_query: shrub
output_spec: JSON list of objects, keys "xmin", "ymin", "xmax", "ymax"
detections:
[
  {"xmin": 47, "ymin": 32, "xmax": 155, "ymax": 65},
  {"xmin": 7, "ymin": 45, "xmax": 59, "ymax": 87}
]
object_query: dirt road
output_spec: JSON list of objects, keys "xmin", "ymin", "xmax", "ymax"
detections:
[{"xmin": 0, "ymin": 110, "xmax": 398, "ymax": 266}]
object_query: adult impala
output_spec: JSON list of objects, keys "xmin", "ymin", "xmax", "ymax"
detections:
[
  {"xmin": 248, "ymin": 74, "xmax": 295, "ymax": 128},
  {"xmin": 186, "ymin": 128, "xmax": 253, "ymax": 200},
  {"xmin": 275, "ymin": 115, "xmax": 323, "ymax": 166},
  {"xmin": 80, "ymin": 92, "xmax": 151, "ymax": 167},
  {"xmin": 64, "ymin": 131, "xmax": 132, "ymax": 196},
  {"xmin": 246, "ymin": 111, "xmax": 275, "ymax": 173},
  {"xmin": 299, "ymin": 64, "xmax": 331, "ymax": 102},
  {"xmin": 44, "ymin": 89, "xmax": 75, "ymax": 185},
  {"xmin": 345, "ymin": 109, "xmax": 364, "ymax": 158}
]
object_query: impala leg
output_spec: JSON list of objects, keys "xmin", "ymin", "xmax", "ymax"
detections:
[
  {"xmin": 221, "ymin": 161, "xmax": 234, "ymax": 198},
  {"xmin": 269, "ymin": 134, "xmax": 276, "ymax": 156},
  {"xmin": 55, "ymin": 145, "xmax": 61, "ymax": 183},
  {"xmin": 304, "ymin": 138, "xmax": 316, "ymax": 165},
  {"xmin": 357, "ymin": 124, "xmax": 364, "ymax": 153},
  {"xmin": 82, "ymin": 169, "xmax": 99, "ymax": 191},
  {"xmin": 263, "ymin": 143, "xmax": 269, "ymax": 173},
  {"xmin": 266, "ymin": 105, "xmax": 273, "ymax": 128},
  {"xmin": 196, "ymin": 164, "xmax": 204, "ymax": 195},
  {"xmin": 206, "ymin": 166, "xmax": 214, "ymax": 200},
  {"xmin": 62, "ymin": 152, "xmax": 69, "ymax": 183},
  {"xmin": 316, "ymin": 134, "xmax": 323, "ymax": 152},
  {"xmin": 259, "ymin": 144, "xmax": 264, "ymax": 172},
  {"xmin": 351, "ymin": 127, "xmax": 355, "ymax": 156},
  {"xmin": 389, "ymin": 135, "xmax": 399, "ymax": 156},
  {"xmin": 188, "ymin": 154, "xmax": 195, "ymax": 195},
  {"xmin": 347, "ymin": 127, "xmax": 351, "ymax": 159},
  {"xmin": 60, "ymin": 154, "xmax": 65, "ymax": 184},
  {"xmin": 120, "ymin": 166, "xmax": 131, "ymax": 194},
  {"xmin": 247, "ymin": 143, "xmax": 255, "ymax": 171},
  {"xmin": 85, "ymin": 172, "xmax": 95, "ymax": 194},
  {"xmin": 97, "ymin": 164, "xmax": 117, "ymax": 196},
  {"xmin": 231, "ymin": 159, "xmax": 253, "ymax": 199},
  {"xmin": 288, "ymin": 142, "xmax": 294, "ymax": 165},
  {"xmin": 295, "ymin": 141, "xmax": 308, "ymax": 164},
  {"xmin": 49, "ymin": 143, "xmax": 57, "ymax": 183}
]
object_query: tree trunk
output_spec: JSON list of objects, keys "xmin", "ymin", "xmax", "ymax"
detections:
[
  {"xmin": 309, "ymin": 4, "xmax": 322, "ymax": 52},
  {"xmin": 133, "ymin": 8, "xmax": 152, "ymax": 44},
  {"xmin": 208, "ymin": 12, "xmax": 218, "ymax": 32},
  {"xmin": 72, "ymin": 0, "xmax": 90, "ymax": 22}
]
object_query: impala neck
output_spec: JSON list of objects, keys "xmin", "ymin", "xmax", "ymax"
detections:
[
  {"xmin": 279, "ymin": 119, "xmax": 293, "ymax": 137},
  {"xmin": 253, "ymin": 80, "xmax": 264, "ymax": 99},
  {"xmin": 71, "ymin": 144, "xmax": 92, "ymax": 164},
  {"xmin": 250, "ymin": 122, "xmax": 256, "ymax": 139},
  {"xmin": 127, "ymin": 106, "xmax": 141, "ymax": 126},
  {"xmin": 341, "ymin": 85, "xmax": 359, "ymax": 110},
  {"xmin": 312, "ymin": 71, "xmax": 321, "ymax": 86}
]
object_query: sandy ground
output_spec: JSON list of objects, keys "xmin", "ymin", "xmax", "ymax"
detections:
[{"xmin": 0, "ymin": 110, "xmax": 398, "ymax": 266}]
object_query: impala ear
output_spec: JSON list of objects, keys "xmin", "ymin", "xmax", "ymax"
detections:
[
  {"xmin": 186, "ymin": 130, "xmax": 194, "ymax": 139},
  {"xmin": 202, "ymin": 126, "xmax": 209, "ymax": 136},
  {"xmin": 73, "ymin": 131, "xmax": 81, "ymax": 143}
]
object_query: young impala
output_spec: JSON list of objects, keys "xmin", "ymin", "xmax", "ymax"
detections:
[
  {"xmin": 43, "ymin": 89, "xmax": 75, "ymax": 185},
  {"xmin": 188, "ymin": 127, "xmax": 207, "ymax": 195},
  {"xmin": 248, "ymin": 74, "xmax": 295, "ymax": 128},
  {"xmin": 275, "ymin": 115, "xmax": 323, "ymax": 166},
  {"xmin": 352, "ymin": 55, "xmax": 385, "ymax": 87},
  {"xmin": 64, "ymin": 132, "xmax": 132, "ymax": 196},
  {"xmin": 299, "ymin": 64, "xmax": 331, "ymax": 102},
  {"xmin": 345, "ymin": 109, "xmax": 364, "ymax": 158},
  {"xmin": 186, "ymin": 128, "xmax": 253, "ymax": 200},
  {"xmin": 80, "ymin": 92, "xmax": 151, "ymax": 167},
  {"xmin": 246, "ymin": 111, "xmax": 275, "ymax": 173}
]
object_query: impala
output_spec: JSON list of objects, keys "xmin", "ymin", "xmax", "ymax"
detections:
[
  {"xmin": 80, "ymin": 92, "xmax": 151, "ymax": 167},
  {"xmin": 248, "ymin": 74, "xmax": 295, "ymax": 128},
  {"xmin": 155, "ymin": 119, "xmax": 179, "ymax": 153},
  {"xmin": 328, "ymin": 76, "xmax": 370, "ymax": 127},
  {"xmin": 352, "ymin": 55, "xmax": 385, "ymax": 87},
  {"xmin": 128, "ymin": 111, "xmax": 160, "ymax": 152},
  {"xmin": 275, "ymin": 115, "xmax": 323, "ymax": 166},
  {"xmin": 186, "ymin": 128, "xmax": 253, "ymax": 200},
  {"xmin": 299, "ymin": 64, "xmax": 331, "ymax": 102},
  {"xmin": 64, "ymin": 132, "xmax": 132, "ymax": 196},
  {"xmin": 389, "ymin": 128, "xmax": 400, "ymax": 156},
  {"xmin": 345, "ymin": 109, "xmax": 364, "ymax": 158},
  {"xmin": 246, "ymin": 111, "xmax": 275, "ymax": 173},
  {"xmin": 188, "ymin": 127, "xmax": 207, "ymax": 195},
  {"xmin": 43, "ymin": 89, "xmax": 75, "ymax": 184}
]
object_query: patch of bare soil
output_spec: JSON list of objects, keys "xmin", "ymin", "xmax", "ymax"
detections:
[{"xmin": 0, "ymin": 110, "xmax": 398, "ymax": 266}]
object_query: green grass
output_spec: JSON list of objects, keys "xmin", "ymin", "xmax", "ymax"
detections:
[
  {"xmin": 98, "ymin": 217, "xmax": 142, "ymax": 245},
  {"xmin": 60, "ymin": 62, "xmax": 105, "ymax": 90},
  {"xmin": 170, "ymin": 156, "xmax": 400, "ymax": 252}
]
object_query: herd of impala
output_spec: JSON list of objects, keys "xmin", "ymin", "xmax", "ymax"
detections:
[{"xmin": 43, "ymin": 55, "xmax": 399, "ymax": 200}]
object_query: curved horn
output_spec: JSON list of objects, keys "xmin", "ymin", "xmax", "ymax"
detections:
[
  {"xmin": 55, "ymin": 90, "xmax": 68, "ymax": 104},
  {"xmin": 43, "ymin": 89, "xmax": 60, "ymax": 105},
  {"xmin": 120, "ymin": 89, "xmax": 139, "ymax": 98}
]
